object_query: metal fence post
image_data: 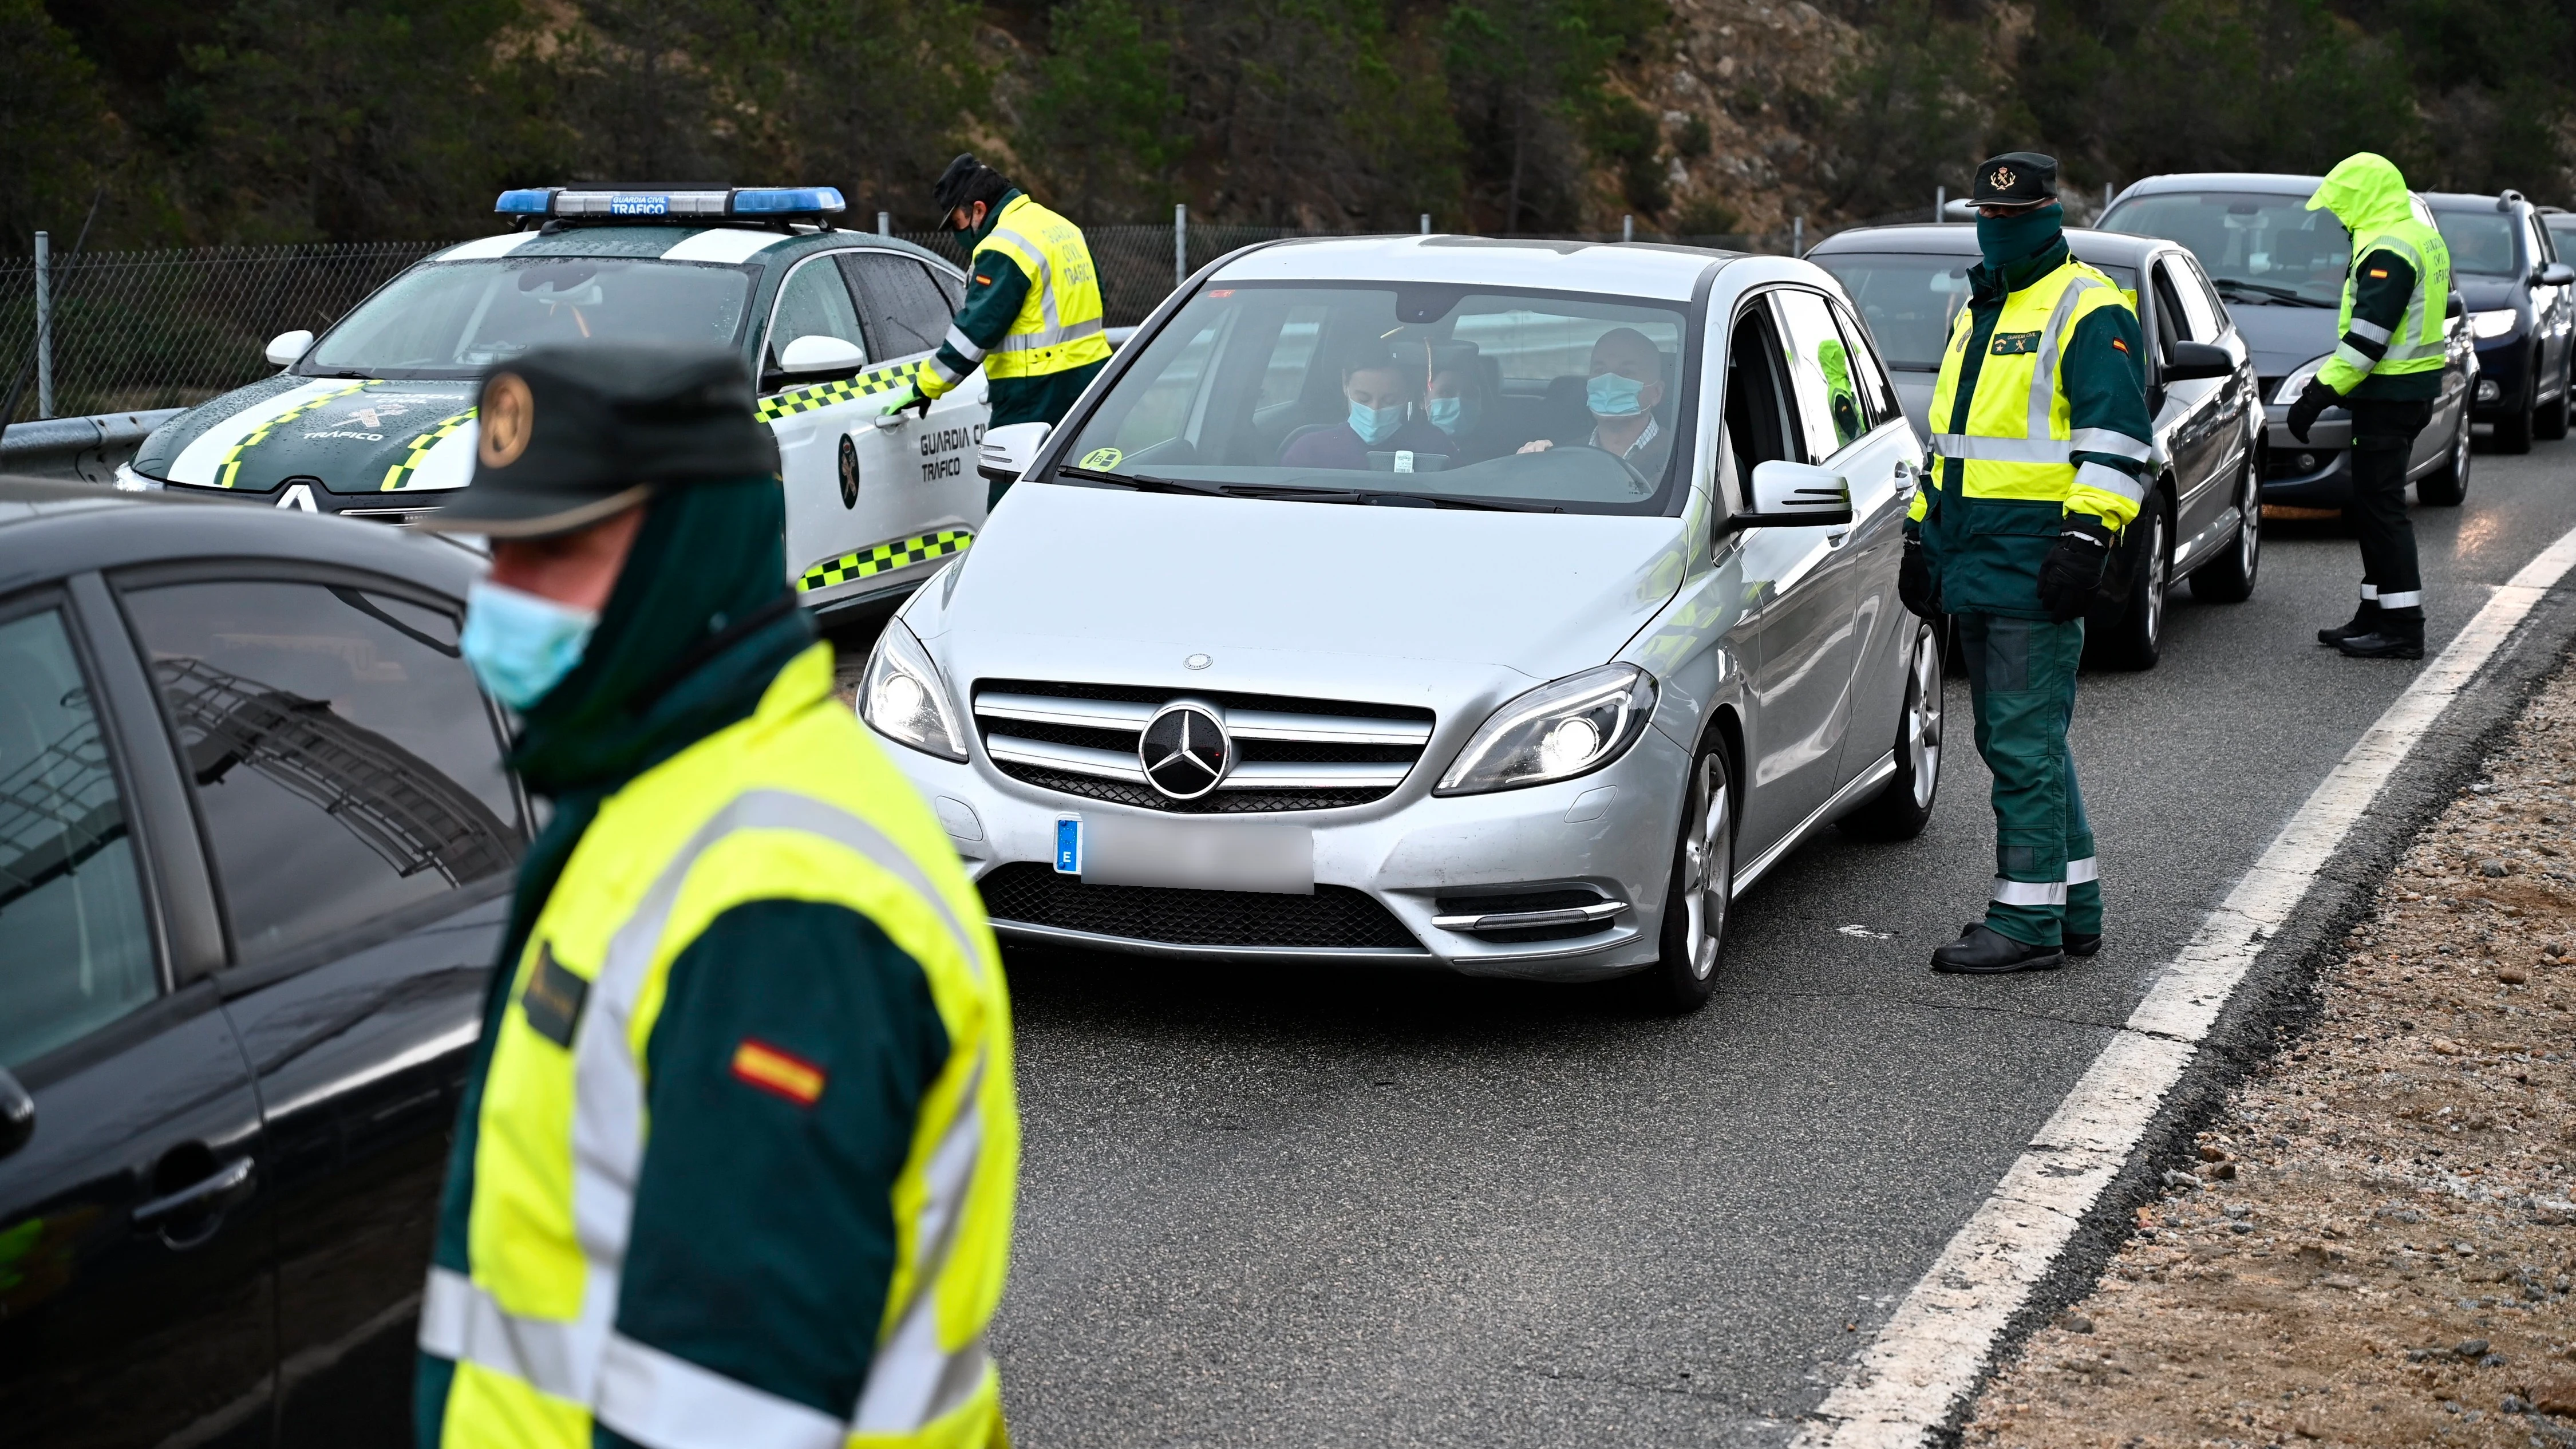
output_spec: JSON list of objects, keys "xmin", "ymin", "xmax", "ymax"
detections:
[
  {"xmin": 878, "ymin": 211, "xmax": 890, "ymax": 236},
  {"xmin": 1793, "ymin": 216, "xmax": 1804, "ymax": 258},
  {"xmin": 1622, "ymin": 215, "xmax": 1634, "ymax": 243},
  {"xmin": 2103, "ymin": 182, "xmax": 2113, "ymax": 214},
  {"xmin": 1935, "ymin": 186, "xmax": 1945, "ymax": 223},
  {"xmin": 1174, "ymin": 204, "xmax": 1187, "ymax": 289},
  {"xmin": 34, "ymin": 231, "xmax": 54, "ymax": 420},
  {"xmin": 1419, "ymin": 213, "xmax": 1430, "ymax": 235}
]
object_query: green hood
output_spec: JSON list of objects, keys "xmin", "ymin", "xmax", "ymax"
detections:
[{"xmin": 2308, "ymin": 152, "xmax": 2414, "ymax": 234}]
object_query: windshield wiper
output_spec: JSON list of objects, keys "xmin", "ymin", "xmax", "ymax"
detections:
[
  {"xmin": 1223, "ymin": 482, "xmax": 1562, "ymax": 512},
  {"xmin": 2214, "ymin": 278, "xmax": 2334, "ymax": 308},
  {"xmin": 1052, "ymin": 464, "xmax": 1230, "ymax": 496}
]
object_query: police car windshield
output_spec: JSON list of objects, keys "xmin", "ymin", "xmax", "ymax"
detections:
[
  {"xmin": 305, "ymin": 258, "xmax": 754, "ymax": 378},
  {"xmin": 2099, "ymin": 192, "xmax": 2349, "ymax": 306},
  {"xmin": 1054, "ymin": 283, "xmax": 1694, "ymax": 515}
]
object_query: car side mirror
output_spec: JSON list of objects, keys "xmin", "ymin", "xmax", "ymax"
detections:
[
  {"xmin": 2538, "ymin": 263, "xmax": 2575, "ymax": 287},
  {"xmin": 979, "ymin": 421, "xmax": 1052, "ymax": 484},
  {"xmin": 777, "ymin": 334, "xmax": 868, "ymax": 377},
  {"xmin": 1733, "ymin": 460, "xmax": 1854, "ymax": 528},
  {"xmin": 264, "ymin": 329, "xmax": 314, "ymax": 368},
  {"xmin": 2163, "ymin": 340, "xmax": 2233, "ymax": 382},
  {"xmin": 0, "ymin": 1067, "xmax": 31, "ymax": 1160}
]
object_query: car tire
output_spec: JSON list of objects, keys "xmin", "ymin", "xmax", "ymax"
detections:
[
  {"xmin": 1639, "ymin": 741, "xmax": 1735, "ymax": 1013},
  {"xmin": 2096, "ymin": 489, "xmax": 2170, "ymax": 671},
  {"xmin": 2188, "ymin": 452, "xmax": 2261, "ymax": 603},
  {"xmin": 2494, "ymin": 368, "xmax": 2537, "ymax": 454},
  {"xmin": 2416, "ymin": 405, "xmax": 2472, "ymax": 507},
  {"xmin": 1839, "ymin": 618, "xmax": 1944, "ymax": 841},
  {"xmin": 2538, "ymin": 360, "xmax": 2572, "ymax": 441}
]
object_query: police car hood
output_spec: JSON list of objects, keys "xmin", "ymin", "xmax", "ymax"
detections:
[
  {"xmin": 921, "ymin": 482, "xmax": 1687, "ymax": 692},
  {"xmin": 133, "ymin": 376, "xmax": 481, "ymax": 497}
]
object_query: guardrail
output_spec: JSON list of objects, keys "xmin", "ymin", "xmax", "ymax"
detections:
[{"xmin": 0, "ymin": 409, "xmax": 184, "ymax": 483}]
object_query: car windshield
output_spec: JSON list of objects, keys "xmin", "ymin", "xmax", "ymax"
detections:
[
  {"xmin": 2101, "ymin": 191, "xmax": 2350, "ymax": 306},
  {"xmin": 2433, "ymin": 210, "xmax": 2521, "ymax": 277},
  {"xmin": 305, "ymin": 257, "xmax": 756, "ymax": 378},
  {"xmin": 1052, "ymin": 282, "xmax": 1694, "ymax": 515},
  {"xmin": 1809, "ymin": 252, "xmax": 2138, "ymax": 371}
]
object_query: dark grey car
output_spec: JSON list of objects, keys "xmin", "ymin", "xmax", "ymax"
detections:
[{"xmin": 1807, "ymin": 224, "xmax": 2263, "ymax": 670}]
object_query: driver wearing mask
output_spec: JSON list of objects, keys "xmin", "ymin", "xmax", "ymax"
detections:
[
  {"xmin": 1279, "ymin": 346, "xmax": 1452, "ymax": 469},
  {"xmin": 1519, "ymin": 327, "xmax": 1673, "ymax": 478}
]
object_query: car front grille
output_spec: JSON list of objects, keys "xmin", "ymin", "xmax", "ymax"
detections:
[
  {"xmin": 972, "ymin": 679, "xmax": 1434, "ymax": 814},
  {"xmin": 977, "ymin": 863, "xmax": 1423, "ymax": 950}
]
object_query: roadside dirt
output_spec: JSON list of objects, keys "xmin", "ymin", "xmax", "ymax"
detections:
[{"xmin": 1960, "ymin": 652, "xmax": 2576, "ymax": 1448}]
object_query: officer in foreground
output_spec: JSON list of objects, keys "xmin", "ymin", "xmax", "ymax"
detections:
[
  {"xmin": 412, "ymin": 344, "xmax": 1018, "ymax": 1449},
  {"xmin": 888, "ymin": 155, "xmax": 1112, "ymax": 508},
  {"xmin": 1901, "ymin": 153, "xmax": 2154, "ymax": 974},
  {"xmin": 2287, "ymin": 151, "xmax": 2453, "ymax": 661}
]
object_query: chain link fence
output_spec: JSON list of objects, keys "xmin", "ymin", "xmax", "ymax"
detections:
[{"xmin": 4, "ymin": 221, "xmax": 1839, "ymax": 425}]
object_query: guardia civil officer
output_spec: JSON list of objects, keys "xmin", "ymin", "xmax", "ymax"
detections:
[
  {"xmin": 884, "ymin": 155, "xmax": 1112, "ymax": 509},
  {"xmin": 1901, "ymin": 154, "xmax": 2155, "ymax": 974},
  {"xmin": 2287, "ymin": 152, "xmax": 2453, "ymax": 661},
  {"xmin": 412, "ymin": 343, "xmax": 1018, "ymax": 1449}
]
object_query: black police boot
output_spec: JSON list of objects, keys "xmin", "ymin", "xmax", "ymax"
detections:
[
  {"xmin": 2065, "ymin": 930, "xmax": 2103, "ymax": 957},
  {"xmin": 2317, "ymin": 603, "xmax": 2379, "ymax": 646},
  {"xmin": 1931, "ymin": 923, "xmax": 2065, "ymax": 974},
  {"xmin": 2334, "ymin": 622, "xmax": 2425, "ymax": 660}
]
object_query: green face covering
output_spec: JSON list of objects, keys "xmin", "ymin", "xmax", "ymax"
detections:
[{"xmin": 1977, "ymin": 202, "xmax": 2065, "ymax": 268}]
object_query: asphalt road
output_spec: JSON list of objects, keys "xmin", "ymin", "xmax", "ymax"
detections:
[{"xmin": 910, "ymin": 437, "xmax": 2576, "ymax": 1447}]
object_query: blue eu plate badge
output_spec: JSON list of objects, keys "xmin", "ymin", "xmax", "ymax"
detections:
[{"xmin": 1053, "ymin": 815, "xmax": 1082, "ymax": 875}]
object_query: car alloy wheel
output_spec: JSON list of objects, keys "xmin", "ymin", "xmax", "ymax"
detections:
[
  {"xmin": 2419, "ymin": 409, "xmax": 2472, "ymax": 506},
  {"xmin": 2190, "ymin": 453, "xmax": 2260, "ymax": 603},
  {"xmin": 1841, "ymin": 618, "xmax": 1944, "ymax": 841},
  {"xmin": 2100, "ymin": 499, "xmax": 2170, "ymax": 671},
  {"xmin": 1645, "ymin": 744, "xmax": 1734, "ymax": 1012}
]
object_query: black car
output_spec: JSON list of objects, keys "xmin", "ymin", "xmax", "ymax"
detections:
[
  {"xmin": 0, "ymin": 478, "xmax": 515, "ymax": 1447},
  {"xmin": 2424, "ymin": 189, "xmax": 2576, "ymax": 452},
  {"xmin": 2099, "ymin": 173, "xmax": 2479, "ymax": 504},
  {"xmin": 1806, "ymin": 224, "xmax": 2262, "ymax": 670}
]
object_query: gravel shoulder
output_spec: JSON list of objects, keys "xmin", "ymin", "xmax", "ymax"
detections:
[{"xmin": 1961, "ymin": 646, "xmax": 2576, "ymax": 1448}]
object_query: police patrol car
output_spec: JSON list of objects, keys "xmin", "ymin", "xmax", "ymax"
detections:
[{"xmin": 120, "ymin": 185, "xmax": 991, "ymax": 618}]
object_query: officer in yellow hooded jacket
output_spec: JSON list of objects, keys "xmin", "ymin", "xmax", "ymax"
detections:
[{"xmin": 412, "ymin": 344, "xmax": 1018, "ymax": 1449}]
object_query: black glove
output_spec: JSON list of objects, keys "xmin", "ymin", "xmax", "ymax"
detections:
[
  {"xmin": 2036, "ymin": 514, "xmax": 2116, "ymax": 624},
  {"xmin": 2285, "ymin": 378, "xmax": 2338, "ymax": 444},
  {"xmin": 1898, "ymin": 534, "xmax": 1941, "ymax": 618}
]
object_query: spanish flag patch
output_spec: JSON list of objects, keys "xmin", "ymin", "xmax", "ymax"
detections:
[
  {"xmin": 732, "ymin": 1039, "xmax": 826, "ymax": 1105},
  {"xmin": 2111, "ymin": 338, "xmax": 2129, "ymax": 353},
  {"xmin": 2368, "ymin": 268, "xmax": 2389, "ymax": 278}
]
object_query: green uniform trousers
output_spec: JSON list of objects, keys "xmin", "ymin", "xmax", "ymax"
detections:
[{"xmin": 1958, "ymin": 613, "xmax": 2101, "ymax": 946}]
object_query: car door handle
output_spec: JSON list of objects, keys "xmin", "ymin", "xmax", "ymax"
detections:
[{"xmin": 133, "ymin": 1156, "xmax": 255, "ymax": 1226}]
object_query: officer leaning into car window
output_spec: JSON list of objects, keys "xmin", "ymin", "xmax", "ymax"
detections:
[
  {"xmin": 883, "ymin": 155, "xmax": 1113, "ymax": 511},
  {"xmin": 1900, "ymin": 153, "xmax": 2154, "ymax": 976},
  {"xmin": 2287, "ymin": 151, "xmax": 2455, "ymax": 661},
  {"xmin": 410, "ymin": 343, "xmax": 1019, "ymax": 1449}
]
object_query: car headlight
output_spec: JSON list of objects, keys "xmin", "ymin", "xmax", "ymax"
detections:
[
  {"xmin": 859, "ymin": 616, "xmax": 967, "ymax": 761},
  {"xmin": 2471, "ymin": 308, "xmax": 2519, "ymax": 339},
  {"xmin": 1435, "ymin": 664, "xmax": 1657, "ymax": 796},
  {"xmin": 2272, "ymin": 356, "xmax": 2329, "ymax": 405}
]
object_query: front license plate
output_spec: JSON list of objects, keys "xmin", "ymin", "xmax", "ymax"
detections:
[
  {"xmin": 1081, "ymin": 817, "xmax": 1313, "ymax": 895},
  {"xmin": 1053, "ymin": 815, "xmax": 1082, "ymax": 874}
]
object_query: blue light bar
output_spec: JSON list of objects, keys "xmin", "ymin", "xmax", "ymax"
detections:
[
  {"xmin": 492, "ymin": 186, "xmax": 848, "ymax": 220},
  {"xmin": 496, "ymin": 188, "xmax": 552, "ymax": 214},
  {"xmin": 732, "ymin": 187, "xmax": 847, "ymax": 216}
]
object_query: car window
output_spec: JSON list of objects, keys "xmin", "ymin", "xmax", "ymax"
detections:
[
  {"xmin": 120, "ymin": 581, "xmax": 523, "ymax": 965},
  {"xmin": 2545, "ymin": 215, "xmax": 2576, "ymax": 258},
  {"xmin": 2434, "ymin": 210, "xmax": 2520, "ymax": 278},
  {"xmin": 2145, "ymin": 269, "xmax": 2182, "ymax": 365},
  {"xmin": 765, "ymin": 256, "xmax": 868, "ymax": 378},
  {"xmin": 0, "ymin": 607, "xmax": 158, "ymax": 1068},
  {"xmin": 1719, "ymin": 301, "xmax": 1799, "ymax": 515},
  {"xmin": 2160, "ymin": 257, "xmax": 2221, "ymax": 342},
  {"xmin": 1807, "ymin": 252, "xmax": 1971, "ymax": 371},
  {"xmin": 1769, "ymin": 289, "xmax": 1865, "ymax": 459},
  {"xmin": 840, "ymin": 252, "xmax": 953, "ymax": 362},
  {"xmin": 1255, "ymin": 305, "xmax": 1330, "ymax": 412},
  {"xmin": 1099, "ymin": 314, "xmax": 1222, "ymax": 457},
  {"xmin": 2179, "ymin": 254, "xmax": 2233, "ymax": 335},
  {"xmin": 1829, "ymin": 300, "xmax": 1901, "ymax": 429}
]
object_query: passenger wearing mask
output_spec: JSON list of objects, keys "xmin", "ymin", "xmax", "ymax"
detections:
[
  {"xmin": 1279, "ymin": 348, "xmax": 1452, "ymax": 470},
  {"xmin": 1518, "ymin": 327, "xmax": 1675, "ymax": 479},
  {"xmin": 1424, "ymin": 346, "xmax": 1499, "ymax": 463}
]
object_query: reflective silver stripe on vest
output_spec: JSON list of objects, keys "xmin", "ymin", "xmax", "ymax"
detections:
[
  {"xmin": 942, "ymin": 324, "xmax": 987, "ymax": 365},
  {"xmin": 2348, "ymin": 235, "xmax": 2444, "ymax": 364},
  {"xmin": 984, "ymin": 227, "xmax": 1058, "ymax": 336},
  {"xmin": 2346, "ymin": 317, "xmax": 2393, "ymax": 345},
  {"xmin": 1992, "ymin": 877, "xmax": 2069, "ymax": 907},
  {"xmin": 597, "ymin": 1331, "xmax": 847, "ymax": 1449},
  {"xmin": 924, "ymin": 352, "xmax": 969, "ymax": 387},
  {"xmin": 997, "ymin": 316, "xmax": 1104, "ymax": 353},
  {"xmin": 1932, "ymin": 433, "xmax": 2073, "ymax": 464},
  {"xmin": 2067, "ymin": 427, "xmax": 2151, "ymax": 461},
  {"xmin": 419, "ymin": 1264, "xmax": 618, "ymax": 1402},
  {"xmin": 852, "ymin": 1053, "xmax": 994, "ymax": 1434},
  {"xmin": 2065, "ymin": 856, "xmax": 2099, "ymax": 885},
  {"xmin": 2333, "ymin": 342, "xmax": 2376, "ymax": 373},
  {"xmin": 2028, "ymin": 274, "xmax": 2104, "ymax": 440},
  {"xmin": 2074, "ymin": 460, "xmax": 2147, "ymax": 504}
]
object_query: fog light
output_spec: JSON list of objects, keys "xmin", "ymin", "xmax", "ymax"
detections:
[
  {"xmin": 2478, "ymin": 378, "xmax": 2500, "ymax": 403},
  {"xmin": 2296, "ymin": 452, "xmax": 2318, "ymax": 472}
]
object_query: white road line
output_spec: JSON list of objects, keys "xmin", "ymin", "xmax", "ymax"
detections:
[{"xmin": 1796, "ymin": 523, "xmax": 2576, "ymax": 1449}]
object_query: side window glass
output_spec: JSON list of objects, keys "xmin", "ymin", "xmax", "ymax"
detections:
[
  {"xmin": 1768, "ymin": 290, "xmax": 1863, "ymax": 460},
  {"xmin": 1107, "ymin": 318, "xmax": 1220, "ymax": 457},
  {"xmin": 840, "ymin": 252, "xmax": 953, "ymax": 362},
  {"xmin": 765, "ymin": 258, "xmax": 868, "ymax": 381},
  {"xmin": 1829, "ymin": 301, "xmax": 1900, "ymax": 429},
  {"xmin": 2183, "ymin": 255, "xmax": 2232, "ymax": 335},
  {"xmin": 1719, "ymin": 303, "xmax": 1799, "ymax": 515},
  {"xmin": 1255, "ymin": 305, "xmax": 1331, "ymax": 412},
  {"xmin": 928, "ymin": 264, "xmax": 965, "ymax": 312},
  {"xmin": 0, "ymin": 607, "xmax": 157, "ymax": 1067},
  {"xmin": 121, "ymin": 581, "xmax": 524, "ymax": 964},
  {"xmin": 2160, "ymin": 258, "xmax": 2219, "ymax": 341}
]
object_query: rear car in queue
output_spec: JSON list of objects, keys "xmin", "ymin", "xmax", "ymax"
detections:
[
  {"xmin": 866, "ymin": 235, "xmax": 1944, "ymax": 1010},
  {"xmin": 116, "ymin": 185, "xmax": 991, "ymax": 623},
  {"xmin": 0, "ymin": 478, "xmax": 520, "ymax": 1447},
  {"xmin": 2417, "ymin": 188, "xmax": 2575, "ymax": 453}
]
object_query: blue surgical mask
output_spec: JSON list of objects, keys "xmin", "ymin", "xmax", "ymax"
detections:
[
  {"xmin": 1348, "ymin": 400, "xmax": 1406, "ymax": 445},
  {"xmin": 461, "ymin": 579, "xmax": 598, "ymax": 710},
  {"xmin": 1425, "ymin": 396, "xmax": 1468, "ymax": 435},
  {"xmin": 1587, "ymin": 372, "xmax": 1648, "ymax": 418}
]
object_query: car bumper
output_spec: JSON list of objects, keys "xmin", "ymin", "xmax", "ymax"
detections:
[
  {"xmin": 2473, "ymin": 338, "xmax": 2529, "ymax": 417},
  {"xmin": 887, "ymin": 721, "xmax": 1692, "ymax": 981},
  {"xmin": 2259, "ymin": 405, "xmax": 2353, "ymax": 508}
]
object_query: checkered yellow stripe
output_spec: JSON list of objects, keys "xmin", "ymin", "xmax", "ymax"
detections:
[
  {"xmin": 214, "ymin": 381, "xmax": 378, "ymax": 488},
  {"xmin": 797, "ymin": 530, "xmax": 972, "ymax": 593},
  {"xmin": 380, "ymin": 407, "xmax": 477, "ymax": 491},
  {"xmin": 757, "ymin": 360, "xmax": 926, "ymax": 422}
]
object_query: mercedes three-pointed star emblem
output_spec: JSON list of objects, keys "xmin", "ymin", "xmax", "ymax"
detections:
[{"xmin": 1139, "ymin": 700, "xmax": 1231, "ymax": 800}]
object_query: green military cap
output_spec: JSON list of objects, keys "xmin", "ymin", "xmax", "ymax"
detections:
[
  {"xmin": 418, "ymin": 344, "xmax": 778, "ymax": 538},
  {"xmin": 1972, "ymin": 152, "xmax": 2059, "ymax": 210}
]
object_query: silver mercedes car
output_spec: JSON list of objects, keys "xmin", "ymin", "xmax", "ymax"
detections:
[{"xmin": 860, "ymin": 235, "xmax": 1943, "ymax": 1009}]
